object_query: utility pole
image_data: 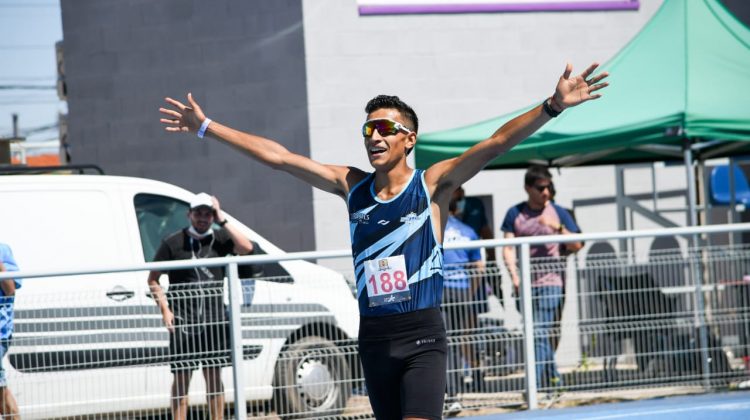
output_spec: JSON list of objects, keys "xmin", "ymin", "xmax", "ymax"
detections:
[
  {"xmin": 0, "ymin": 114, "xmax": 26, "ymax": 165},
  {"xmin": 0, "ymin": 114, "xmax": 26, "ymax": 166}
]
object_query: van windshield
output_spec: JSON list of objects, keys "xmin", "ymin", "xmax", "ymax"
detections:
[{"xmin": 134, "ymin": 193, "xmax": 189, "ymax": 262}]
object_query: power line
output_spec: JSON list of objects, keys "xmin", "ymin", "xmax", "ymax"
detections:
[
  {"xmin": 0, "ymin": 85, "xmax": 56, "ymax": 90},
  {"xmin": 23, "ymin": 122, "xmax": 58, "ymax": 135},
  {"xmin": 0, "ymin": 99, "xmax": 62, "ymax": 105},
  {"xmin": 0, "ymin": 46, "xmax": 55, "ymax": 51},
  {"xmin": 0, "ymin": 76, "xmax": 55, "ymax": 82},
  {"xmin": 0, "ymin": 3, "xmax": 58, "ymax": 8},
  {"xmin": 0, "ymin": 94, "xmax": 61, "ymax": 101},
  {"xmin": 0, "ymin": 122, "xmax": 59, "ymax": 138},
  {"xmin": 34, "ymin": 135, "xmax": 60, "ymax": 142},
  {"xmin": 0, "ymin": 96, "xmax": 61, "ymax": 102}
]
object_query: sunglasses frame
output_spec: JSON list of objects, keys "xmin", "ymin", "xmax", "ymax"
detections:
[
  {"xmin": 362, "ymin": 118, "xmax": 413, "ymax": 138},
  {"xmin": 532, "ymin": 183, "xmax": 552, "ymax": 193}
]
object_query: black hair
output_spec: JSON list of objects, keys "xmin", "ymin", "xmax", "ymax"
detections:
[
  {"xmin": 365, "ymin": 95, "xmax": 419, "ymax": 133},
  {"xmin": 365, "ymin": 95, "xmax": 418, "ymax": 156},
  {"xmin": 524, "ymin": 164, "xmax": 553, "ymax": 186}
]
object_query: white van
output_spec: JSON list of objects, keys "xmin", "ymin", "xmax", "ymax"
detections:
[{"xmin": 0, "ymin": 174, "xmax": 360, "ymax": 419}]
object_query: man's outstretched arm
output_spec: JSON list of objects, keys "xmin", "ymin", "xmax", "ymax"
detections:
[
  {"xmin": 425, "ymin": 63, "xmax": 609, "ymax": 202},
  {"xmin": 159, "ymin": 93, "xmax": 366, "ymax": 199}
]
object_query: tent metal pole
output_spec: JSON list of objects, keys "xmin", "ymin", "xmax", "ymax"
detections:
[
  {"xmin": 651, "ymin": 163, "xmax": 659, "ymax": 212},
  {"xmin": 615, "ymin": 166, "xmax": 628, "ymax": 256},
  {"xmin": 701, "ymin": 159, "xmax": 712, "ymax": 228},
  {"xmin": 729, "ymin": 157, "xmax": 738, "ymax": 246},
  {"xmin": 684, "ymin": 145, "xmax": 712, "ymax": 389},
  {"xmin": 684, "ymin": 147, "xmax": 698, "ymax": 227}
]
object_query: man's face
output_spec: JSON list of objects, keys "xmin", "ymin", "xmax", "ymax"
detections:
[
  {"xmin": 362, "ymin": 108, "xmax": 416, "ymax": 169},
  {"xmin": 524, "ymin": 179, "xmax": 552, "ymax": 207},
  {"xmin": 449, "ymin": 187, "xmax": 465, "ymax": 215},
  {"xmin": 451, "ymin": 187, "xmax": 465, "ymax": 203},
  {"xmin": 189, "ymin": 206, "xmax": 215, "ymax": 233}
]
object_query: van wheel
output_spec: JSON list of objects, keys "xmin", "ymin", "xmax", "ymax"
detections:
[{"xmin": 274, "ymin": 335, "xmax": 351, "ymax": 419}]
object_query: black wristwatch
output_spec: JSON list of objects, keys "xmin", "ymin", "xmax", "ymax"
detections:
[
  {"xmin": 542, "ymin": 97, "xmax": 562, "ymax": 118},
  {"xmin": 217, "ymin": 219, "xmax": 228, "ymax": 227}
]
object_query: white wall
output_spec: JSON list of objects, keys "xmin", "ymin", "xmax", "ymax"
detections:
[{"xmin": 301, "ymin": 0, "xmax": 681, "ymax": 272}]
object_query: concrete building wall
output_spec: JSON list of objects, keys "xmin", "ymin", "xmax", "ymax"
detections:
[
  {"xmin": 300, "ymin": 0, "xmax": 693, "ymax": 273},
  {"xmin": 299, "ymin": 1, "xmax": 699, "ymax": 364},
  {"xmin": 60, "ymin": 0, "xmax": 315, "ymax": 252}
]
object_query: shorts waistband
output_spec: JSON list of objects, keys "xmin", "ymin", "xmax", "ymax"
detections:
[{"xmin": 359, "ymin": 308, "xmax": 444, "ymax": 340}]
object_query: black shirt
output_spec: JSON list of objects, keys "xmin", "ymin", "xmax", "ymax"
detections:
[{"xmin": 153, "ymin": 228, "xmax": 235, "ymax": 322}]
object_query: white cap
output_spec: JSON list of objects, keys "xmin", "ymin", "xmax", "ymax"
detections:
[{"xmin": 189, "ymin": 192, "xmax": 214, "ymax": 210}]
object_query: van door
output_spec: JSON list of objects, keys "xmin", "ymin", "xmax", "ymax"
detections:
[
  {"xmin": 1, "ymin": 188, "xmax": 148, "ymax": 418},
  {"xmin": 131, "ymin": 192, "xmax": 187, "ymax": 410}
]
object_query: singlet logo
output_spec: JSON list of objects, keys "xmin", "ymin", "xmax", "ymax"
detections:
[
  {"xmin": 377, "ymin": 220, "xmax": 390, "ymax": 226},
  {"xmin": 399, "ymin": 212, "xmax": 420, "ymax": 224},
  {"xmin": 350, "ymin": 212, "xmax": 370, "ymax": 224}
]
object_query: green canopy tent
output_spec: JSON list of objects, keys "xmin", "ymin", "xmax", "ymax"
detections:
[{"xmin": 415, "ymin": 0, "xmax": 750, "ymax": 225}]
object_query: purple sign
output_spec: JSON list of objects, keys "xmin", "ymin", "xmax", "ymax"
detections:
[{"xmin": 358, "ymin": 0, "xmax": 640, "ymax": 15}]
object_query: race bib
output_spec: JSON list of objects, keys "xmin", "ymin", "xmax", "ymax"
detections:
[{"xmin": 364, "ymin": 255, "xmax": 411, "ymax": 307}]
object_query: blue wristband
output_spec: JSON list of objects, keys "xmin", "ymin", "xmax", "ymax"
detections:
[{"xmin": 197, "ymin": 118, "xmax": 212, "ymax": 139}]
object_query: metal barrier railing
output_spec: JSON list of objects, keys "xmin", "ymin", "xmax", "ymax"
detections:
[{"xmin": 2, "ymin": 223, "xmax": 750, "ymax": 418}]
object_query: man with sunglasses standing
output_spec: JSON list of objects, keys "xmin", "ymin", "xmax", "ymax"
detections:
[
  {"xmin": 159, "ymin": 62, "xmax": 607, "ymax": 420},
  {"xmin": 501, "ymin": 165, "xmax": 583, "ymax": 391}
]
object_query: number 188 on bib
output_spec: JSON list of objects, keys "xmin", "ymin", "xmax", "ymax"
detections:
[{"xmin": 364, "ymin": 255, "xmax": 412, "ymax": 307}]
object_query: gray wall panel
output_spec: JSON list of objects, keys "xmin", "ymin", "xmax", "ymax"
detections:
[
  {"xmin": 301, "ymin": 0, "xmax": 668, "ymax": 274},
  {"xmin": 61, "ymin": 0, "xmax": 314, "ymax": 252}
]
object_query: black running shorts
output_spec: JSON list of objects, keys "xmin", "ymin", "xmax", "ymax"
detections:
[
  {"xmin": 358, "ymin": 308, "xmax": 447, "ymax": 420},
  {"xmin": 169, "ymin": 318, "xmax": 231, "ymax": 373}
]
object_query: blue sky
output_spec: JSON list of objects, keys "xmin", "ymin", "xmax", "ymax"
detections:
[{"xmin": 0, "ymin": 0, "xmax": 65, "ymax": 144}]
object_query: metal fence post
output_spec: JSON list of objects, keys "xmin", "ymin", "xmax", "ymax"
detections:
[
  {"xmin": 684, "ymin": 146, "xmax": 712, "ymax": 389},
  {"xmin": 520, "ymin": 243, "xmax": 538, "ymax": 410},
  {"xmin": 227, "ymin": 262, "xmax": 247, "ymax": 420},
  {"xmin": 689, "ymin": 242, "xmax": 712, "ymax": 390}
]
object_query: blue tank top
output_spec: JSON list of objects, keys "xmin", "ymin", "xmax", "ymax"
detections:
[{"xmin": 348, "ymin": 169, "xmax": 444, "ymax": 317}]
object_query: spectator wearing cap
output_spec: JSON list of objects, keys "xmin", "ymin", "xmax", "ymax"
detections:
[{"xmin": 146, "ymin": 193, "xmax": 253, "ymax": 420}]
